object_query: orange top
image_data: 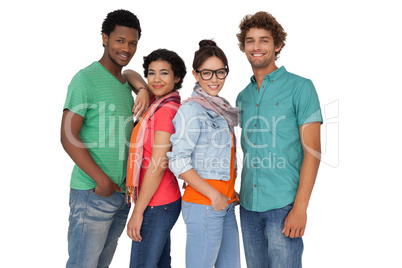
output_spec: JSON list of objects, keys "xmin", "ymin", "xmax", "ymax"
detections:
[{"xmin": 182, "ymin": 132, "xmax": 236, "ymax": 205}]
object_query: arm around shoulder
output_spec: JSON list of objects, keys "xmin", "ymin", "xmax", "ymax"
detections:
[
  {"xmin": 123, "ymin": 69, "xmax": 148, "ymax": 94},
  {"xmin": 123, "ymin": 69, "xmax": 151, "ymax": 117}
]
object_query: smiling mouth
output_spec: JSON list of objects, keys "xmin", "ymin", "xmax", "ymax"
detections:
[
  {"xmin": 252, "ymin": 53, "xmax": 265, "ymax": 57},
  {"xmin": 119, "ymin": 54, "xmax": 130, "ymax": 60},
  {"xmin": 153, "ymin": 85, "xmax": 164, "ymax": 89},
  {"xmin": 208, "ymin": 85, "xmax": 220, "ymax": 90}
]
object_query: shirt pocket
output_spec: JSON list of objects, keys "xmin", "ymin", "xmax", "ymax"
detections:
[{"xmin": 259, "ymin": 104, "xmax": 294, "ymax": 131}]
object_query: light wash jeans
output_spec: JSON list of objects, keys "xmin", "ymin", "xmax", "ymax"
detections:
[
  {"xmin": 240, "ymin": 203, "xmax": 304, "ymax": 268},
  {"xmin": 182, "ymin": 201, "xmax": 240, "ymax": 268},
  {"xmin": 66, "ymin": 189, "xmax": 130, "ymax": 268}
]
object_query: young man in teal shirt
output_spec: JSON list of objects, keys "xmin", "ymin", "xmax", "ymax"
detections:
[
  {"xmin": 61, "ymin": 10, "xmax": 150, "ymax": 268},
  {"xmin": 236, "ymin": 11, "xmax": 322, "ymax": 268}
]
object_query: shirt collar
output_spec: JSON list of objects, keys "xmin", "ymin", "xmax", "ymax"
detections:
[{"xmin": 250, "ymin": 66, "xmax": 287, "ymax": 84}]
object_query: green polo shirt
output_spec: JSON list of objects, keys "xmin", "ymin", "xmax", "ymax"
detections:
[
  {"xmin": 64, "ymin": 61, "xmax": 134, "ymax": 190},
  {"xmin": 236, "ymin": 66, "xmax": 322, "ymax": 212}
]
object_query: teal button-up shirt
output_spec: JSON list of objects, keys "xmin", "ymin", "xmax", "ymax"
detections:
[{"xmin": 236, "ymin": 66, "xmax": 322, "ymax": 212}]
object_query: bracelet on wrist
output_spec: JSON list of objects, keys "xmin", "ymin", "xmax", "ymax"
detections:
[{"xmin": 138, "ymin": 86, "xmax": 150, "ymax": 92}]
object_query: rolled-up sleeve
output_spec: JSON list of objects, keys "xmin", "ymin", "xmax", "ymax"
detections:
[
  {"xmin": 167, "ymin": 103, "xmax": 202, "ymax": 178},
  {"xmin": 293, "ymin": 79, "xmax": 323, "ymax": 127}
]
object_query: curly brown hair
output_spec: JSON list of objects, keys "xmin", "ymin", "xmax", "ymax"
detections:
[{"xmin": 237, "ymin": 11, "xmax": 287, "ymax": 60}]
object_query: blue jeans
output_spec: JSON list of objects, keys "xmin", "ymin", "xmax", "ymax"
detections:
[
  {"xmin": 182, "ymin": 201, "xmax": 240, "ymax": 268},
  {"xmin": 240, "ymin": 203, "xmax": 304, "ymax": 268},
  {"xmin": 66, "ymin": 189, "xmax": 130, "ymax": 268},
  {"xmin": 129, "ymin": 197, "xmax": 181, "ymax": 268}
]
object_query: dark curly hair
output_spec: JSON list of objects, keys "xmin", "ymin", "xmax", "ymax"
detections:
[
  {"xmin": 143, "ymin": 49, "xmax": 187, "ymax": 91},
  {"xmin": 101, "ymin": 9, "xmax": 141, "ymax": 47},
  {"xmin": 237, "ymin": 11, "xmax": 287, "ymax": 60},
  {"xmin": 193, "ymin": 39, "xmax": 229, "ymax": 74}
]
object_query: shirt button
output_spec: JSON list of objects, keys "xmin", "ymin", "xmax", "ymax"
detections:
[
  {"xmin": 254, "ymin": 184, "xmax": 257, "ymax": 187},
  {"xmin": 253, "ymin": 165, "xmax": 256, "ymax": 168},
  {"xmin": 256, "ymin": 104, "xmax": 259, "ymax": 107},
  {"xmin": 271, "ymin": 80, "xmax": 274, "ymax": 82},
  {"xmin": 254, "ymin": 124, "xmax": 257, "ymax": 127}
]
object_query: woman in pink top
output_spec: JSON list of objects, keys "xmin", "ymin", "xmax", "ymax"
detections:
[{"xmin": 124, "ymin": 48, "xmax": 186, "ymax": 268}]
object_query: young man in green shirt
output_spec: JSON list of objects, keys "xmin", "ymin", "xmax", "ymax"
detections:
[
  {"xmin": 236, "ymin": 11, "xmax": 323, "ymax": 268},
  {"xmin": 61, "ymin": 10, "xmax": 150, "ymax": 268}
]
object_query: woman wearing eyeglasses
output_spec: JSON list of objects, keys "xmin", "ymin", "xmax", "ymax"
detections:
[{"xmin": 167, "ymin": 40, "xmax": 240, "ymax": 268}]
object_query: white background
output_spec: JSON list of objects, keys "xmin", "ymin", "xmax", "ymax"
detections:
[{"xmin": 1, "ymin": 0, "xmax": 401, "ymax": 267}]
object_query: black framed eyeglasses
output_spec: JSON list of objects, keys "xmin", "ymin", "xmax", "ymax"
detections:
[{"xmin": 195, "ymin": 68, "xmax": 229, "ymax": 81}]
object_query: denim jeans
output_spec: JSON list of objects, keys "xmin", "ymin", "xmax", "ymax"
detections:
[
  {"xmin": 66, "ymin": 189, "xmax": 130, "ymax": 268},
  {"xmin": 240, "ymin": 203, "xmax": 304, "ymax": 268},
  {"xmin": 182, "ymin": 201, "xmax": 240, "ymax": 268},
  {"xmin": 129, "ymin": 197, "xmax": 181, "ymax": 268}
]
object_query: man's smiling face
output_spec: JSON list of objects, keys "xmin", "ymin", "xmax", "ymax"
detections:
[
  {"xmin": 244, "ymin": 28, "xmax": 281, "ymax": 71},
  {"xmin": 102, "ymin": 25, "xmax": 139, "ymax": 68}
]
